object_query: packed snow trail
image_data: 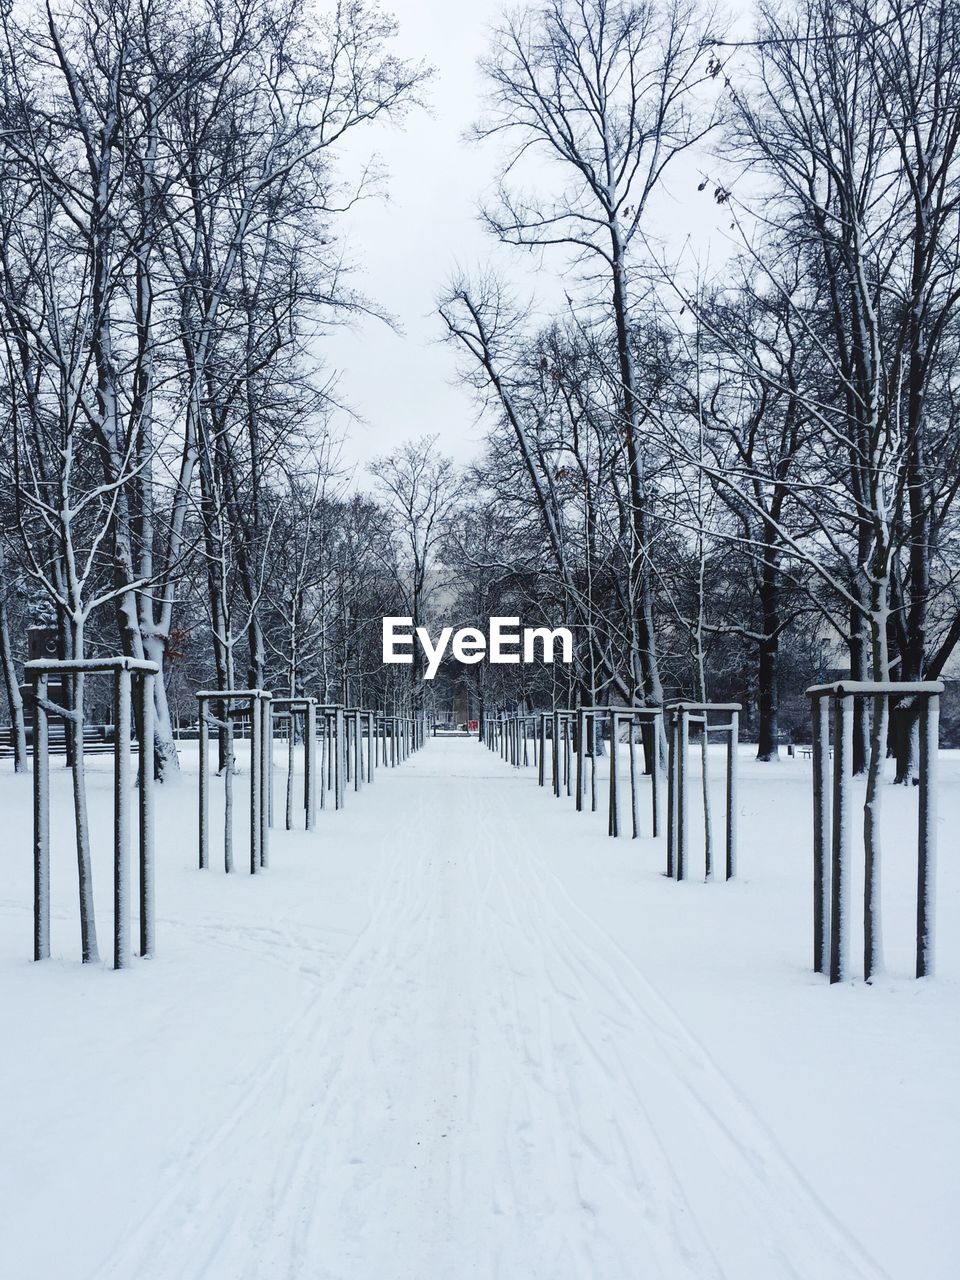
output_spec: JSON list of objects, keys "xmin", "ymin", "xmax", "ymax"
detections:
[{"xmin": 80, "ymin": 737, "xmax": 886, "ymax": 1280}]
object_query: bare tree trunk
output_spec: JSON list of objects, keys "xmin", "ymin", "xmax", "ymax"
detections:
[
  {"xmin": 67, "ymin": 617, "xmax": 99, "ymax": 963},
  {"xmin": 0, "ymin": 589, "xmax": 27, "ymax": 772},
  {"xmin": 849, "ymin": 605, "xmax": 871, "ymax": 775},
  {"xmin": 756, "ymin": 547, "xmax": 781, "ymax": 762}
]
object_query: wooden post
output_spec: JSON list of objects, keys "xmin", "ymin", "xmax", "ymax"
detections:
[
  {"xmin": 223, "ymin": 708, "xmax": 235, "ymax": 875},
  {"xmin": 336, "ymin": 708, "xmax": 346, "ymax": 807},
  {"xmin": 306, "ymin": 702, "xmax": 317, "ymax": 829},
  {"xmin": 198, "ymin": 699, "xmax": 209, "ymax": 869},
  {"xmin": 811, "ymin": 695, "xmax": 830, "ymax": 972},
  {"xmin": 114, "ymin": 666, "xmax": 132, "ymax": 970},
  {"xmin": 320, "ymin": 712, "xmax": 328, "ymax": 811},
  {"xmin": 863, "ymin": 690, "xmax": 886, "ymax": 984},
  {"xmin": 676, "ymin": 708, "xmax": 688, "ymax": 880},
  {"xmin": 830, "ymin": 694, "xmax": 853, "ymax": 983},
  {"xmin": 666, "ymin": 710, "xmax": 676, "ymax": 877},
  {"xmin": 608, "ymin": 710, "xmax": 619, "ymax": 837},
  {"xmin": 33, "ymin": 674, "xmax": 50, "ymax": 961},
  {"xmin": 575, "ymin": 710, "xmax": 586, "ymax": 812},
  {"xmin": 250, "ymin": 695, "xmax": 262, "ymax": 874},
  {"xmin": 628, "ymin": 716, "xmax": 639, "ymax": 839},
  {"xmin": 917, "ymin": 693, "xmax": 939, "ymax": 978},
  {"xmin": 700, "ymin": 716, "xmax": 713, "ymax": 880},
  {"xmin": 552, "ymin": 711, "xmax": 560, "ymax": 797},
  {"xmin": 139, "ymin": 671, "xmax": 156, "ymax": 957},
  {"xmin": 278, "ymin": 708, "xmax": 293, "ymax": 831},
  {"xmin": 261, "ymin": 696, "xmax": 271, "ymax": 866},
  {"xmin": 650, "ymin": 713, "xmax": 661, "ymax": 839},
  {"xmin": 725, "ymin": 709, "xmax": 738, "ymax": 880},
  {"xmin": 590, "ymin": 717, "xmax": 597, "ymax": 813},
  {"xmin": 264, "ymin": 696, "xmax": 274, "ymax": 829}
]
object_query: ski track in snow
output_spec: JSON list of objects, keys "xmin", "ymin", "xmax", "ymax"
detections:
[{"xmin": 85, "ymin": 740, "xmax": 889, "ymax": 1280}]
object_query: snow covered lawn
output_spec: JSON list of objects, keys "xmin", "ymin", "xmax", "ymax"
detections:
[{"xmin": 0, "ymin": 737, "xmax": 956, "ymax": 1279}]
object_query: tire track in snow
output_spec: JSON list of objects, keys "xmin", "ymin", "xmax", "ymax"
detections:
[
  {"xmin": 86, "ymin": 777, "xmax": 437, "ymax": 1280},
  {"xmin": 252, "ymin": 775, "xmax": 519, "ymax": 1280},
  {"xmin": 486, "ymin": 762, "xmax": 891, "ymax": 1280},
  {"xmin": 474, "ymin": 780, "xmax": 725, "ymax": 1280}
]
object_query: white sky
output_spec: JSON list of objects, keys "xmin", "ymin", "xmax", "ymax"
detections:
[
  {"xmin": 323, "ymin": 0, "xmax": 738, "ymax": 478},
  {"xmin": 321, "ymin": 0, "xmax": 508, "ymax": 475}
]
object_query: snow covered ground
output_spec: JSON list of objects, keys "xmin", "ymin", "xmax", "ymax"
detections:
[{"xmin": 0, "ymin": 736, "xmax": 957, "ymax": 1280}]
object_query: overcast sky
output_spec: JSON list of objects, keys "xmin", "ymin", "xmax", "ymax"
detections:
[
  {"xmin": 319, "ymin": 0, "xmax": 503, "ymax": 475},
  {"xmin": 323, "ymin": 0, "xmax": 737, "ymax": 479}
]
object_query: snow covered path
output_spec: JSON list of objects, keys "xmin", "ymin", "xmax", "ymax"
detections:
[{"xmin": 2, "ymin": 736, "xmax": 956, "ymax": 1279}]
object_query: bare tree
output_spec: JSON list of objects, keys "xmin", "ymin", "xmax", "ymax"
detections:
[
  {"xmin": 369, "ymin": 436, "xmax": 463, "ymax": 717},
  {"xmin": 474, "ymin": 0, "xmax": 718, "ymax": 709}
]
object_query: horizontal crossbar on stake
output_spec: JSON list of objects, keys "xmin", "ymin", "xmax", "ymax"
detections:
[
  {"xmin": 580, "ymin": 705, "xmax": 663, "ymax": 720},
  {"xmin": 26, "ymin": 657, "xmax": 160, "ymax": 675},
  {"xmin": 806, "ymin": 680, "xmax": 944, "ymax": 698},
  {"xmin": 665, "ymin": 701, "xmax": 742, "ymax": 713},
  {"xmin": 196, "ymin": 689, "xmax": 272, "ymax": 700},
  {"xmin": 804, "ymin": 679, "xmax": 939, "ymax": 983},
  {"xmin": 197, "ymin": 690, "xmax": 271, "ymax": 874},
  {"xmin": 270, "ymin": 699, "xmax": 318, "ymax": 831},
  {"xmin": 31, "ymin": 661, "xmax": 157, "ymax": 969},
  {"xmin": 665, "ymin": 702, "xmax": 739, "ymax": 883}
]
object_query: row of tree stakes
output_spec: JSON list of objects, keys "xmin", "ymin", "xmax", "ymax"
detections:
[
  {"xmin": 485, "ymin": 681, "xmax": 942, "ymax": 984},
  {"xmin": 27, "ymin": 655, "xmax": 425, "ymax": 971}
]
